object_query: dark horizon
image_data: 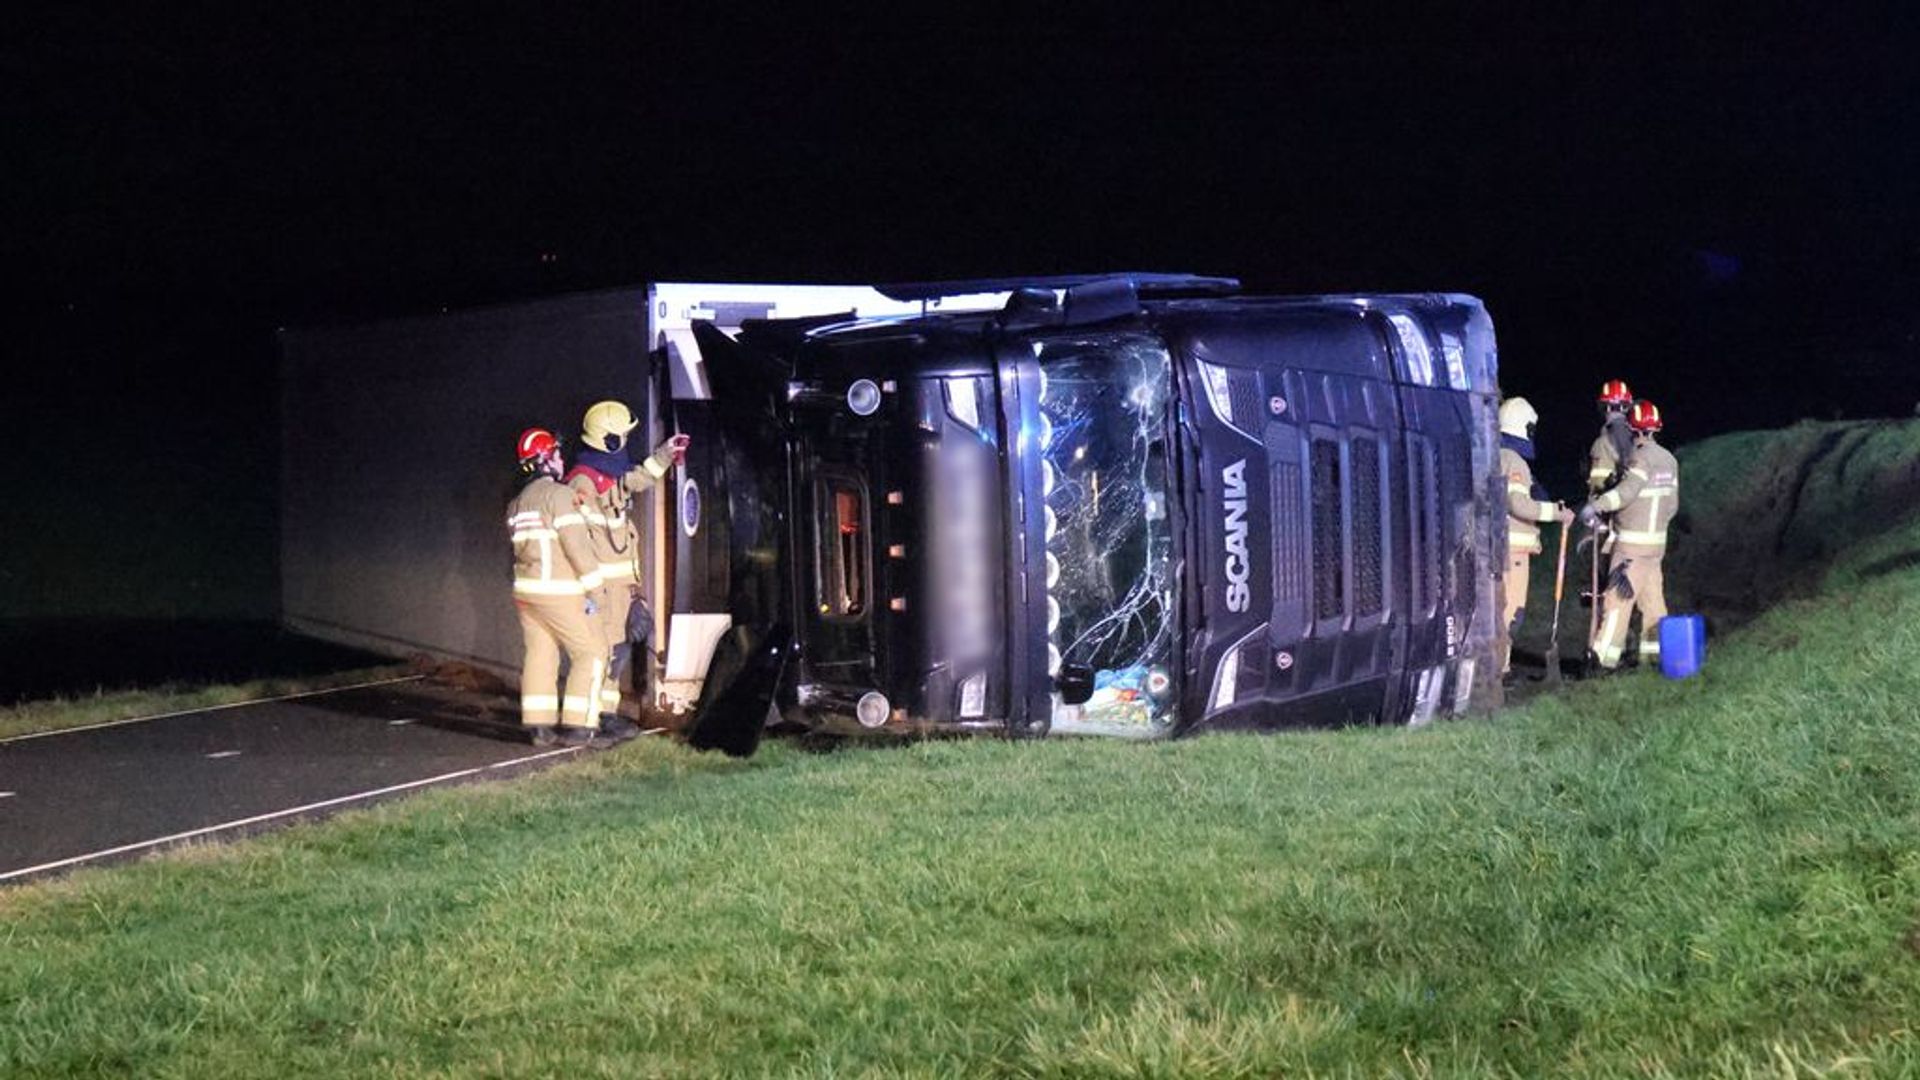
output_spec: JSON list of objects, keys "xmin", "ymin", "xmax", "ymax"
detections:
[{"xmin": 8, "ymin": 8, "xmax": 1919, "ymax": 624}]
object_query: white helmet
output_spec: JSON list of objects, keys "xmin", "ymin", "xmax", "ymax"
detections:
[
  {"xmin": 581, "ymin": 400, "xmax": 640, "ymax": 452},
  {"xmin": 1498, "ymin": 397, "xmax": 1539, "ymax": 439}
]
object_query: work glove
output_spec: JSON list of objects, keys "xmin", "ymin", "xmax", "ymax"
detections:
[
  {"xmin": 654, "ymin": 433, "xmax": 691, "ymax": 467},
  {"xmin": 1577, "ymin": 503, "xmax": 1600, "ymax": 530},
  {"xmin": 1556, "ymin": 503, "xmax": 1575, "ymax": 526}
]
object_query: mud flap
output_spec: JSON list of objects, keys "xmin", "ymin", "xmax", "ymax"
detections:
[{"xmin": 685, "ymin": 624, "xmax": 790, "ymax": 758}]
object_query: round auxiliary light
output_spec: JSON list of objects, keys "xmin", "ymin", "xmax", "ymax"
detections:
[
  {"xmin": 1044, "ymin": 504, "xmax": 1058, "ymax": 541},
  {"xmin": 1036, "ymin": 410, "xmax": 1053, "ymax": 450},
  {"xmin": 1046, "ymin": 551, "xmax": 1060, "ymax": 588},
  {"xmin": 1043, "ymin": 459, "xmax": 1057, "ymax": 498},
  {"xmin": 1047, "ymin": 595, "xmax": 1060, "ymax": 633},
  {"xmin": 847, "ymin": 379, "xmax": 882, "ymax": 416},
  {"xmin": 1048, "ymin": 643, "xmax": 1062, "ymax": 677},
  {"xmin": 855, "ymin": 691, "xmax": 891, "ymax": 728}
]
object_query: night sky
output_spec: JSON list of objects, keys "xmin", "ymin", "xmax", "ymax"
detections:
[{"xmin": 7, "ymin": 7, "xmax": 1918, "ymax": 622}]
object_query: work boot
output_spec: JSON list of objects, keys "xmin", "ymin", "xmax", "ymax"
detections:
[
  {"xmin": 558, "ymin": 726, "xmax": 597, "ymax": 748},
  {"xmin": 525, "ymin": 725, "xmax": 559, "ymax": 748},
  {"xmin": 597, "ymin": 713, "xmax": 640, "ymax": 746}
]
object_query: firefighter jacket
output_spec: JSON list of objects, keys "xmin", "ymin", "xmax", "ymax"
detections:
[
  {"xmin": 507, "ymin": 476, "xmax": 605, "ymax": 596},
  {"xmin": 565, "ymin": 448, "xmax": 674, "ymax": 585},
  {"xmin": 1588, "ymin": 414, "xmax": 1634, "ymax": 495},
  {"xmin": 1590, "ymin": 436, "xmax": 1679, "ymax": 557},
  {"xmin": 1502, "ymin": 445, "xmax": 1559, "ymax": 555}
]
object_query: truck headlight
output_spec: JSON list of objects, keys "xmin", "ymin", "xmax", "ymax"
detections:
[
  {"xmin": 1209, "ymin": 648, "xmax": 1240, "ymax": 712},
  {"xmin": 847, "ymin": 378, "xmax": 882, "ymax": 415},
  {"xmin": 1196, "ymin": 359, "xmax": 1235, "ymax": 427},
  {"xmin": 856, "ymin": 691, "xmax": 890, "ymax": 728},
  {"xmin": 945, "ymin": 377, "xmax": 981, "ymax": 431},
  {"xmin": 958, "ymin": 672, "xmax": 987, "ymax": 718}
]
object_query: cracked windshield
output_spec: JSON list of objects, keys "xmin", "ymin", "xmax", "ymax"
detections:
[{"xmin": 1035, "ymin": 332, "xmax": 1177, "ymax": 730}]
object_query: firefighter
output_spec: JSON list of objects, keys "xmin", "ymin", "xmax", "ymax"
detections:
[
  {"xmin": 565, "ymin": 400, "xmax": 689, "ymax": 734},
  {"xmin": 1588, "ymin": 379, "xmax": 1637, "ymax": 496},
  {"xmin": 1499, "ymin": 397, "xmax": 1574, "ymax": 678},
  {"xmin": 508, "ymin": 427, "xmax": 612, "ymax": 747},
  {"xmin": 1580, "ymin": 400, "xmax": 1679, "ymax": 670}
]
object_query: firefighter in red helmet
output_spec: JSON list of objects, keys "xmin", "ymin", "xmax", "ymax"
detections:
[
  {"xmin": 506, "ymin": 427, "xmax": 611, "ymax": 746},
  {"xmin": 1581, "ymin": 400, "xmax": 1679, "ymax": 670},
  {"xmin": 1589, "ymin": 379, "xmax": 1637, "ymax": 496}
]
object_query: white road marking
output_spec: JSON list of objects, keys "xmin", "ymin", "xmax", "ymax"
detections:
[
  {"xmin": 205, "ymin": 751, "xmax": 243, "ymax": 760},
  {"xmin": 0, "ymin": 675, "xmax": 429, "ymax": 744},
  {"xmin": 0, "ymin": 746, "xmax": 584, "ymax": 883},
  {"xmin": 388, "ymin": 719, "xmax": 416, "ymax": 726},
  {"xmin": 0, "ymin": 792, "xmax": 15, "ymax": 799}
]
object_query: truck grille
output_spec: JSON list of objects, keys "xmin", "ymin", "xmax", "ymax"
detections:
[
  {"xmin": 1311, "ymin": 438, "xmax": 1344, "ymax": 621},
  {"xmin": 1271, "ymin": 460, "xmax": 1306, "ymax": 605},
  {"xmin": 1352, "ymin": 438, "xmax": 1383, "ymax": 616},
  {"xmin": 1411, "ymin": 439, "xmax": 1440, "ymax": 616},
  {"xmin": 1228, "ymin": 369, "xmax": 1265, "ymax": 431}
]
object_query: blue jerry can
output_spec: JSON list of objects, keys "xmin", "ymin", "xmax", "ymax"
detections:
[{"xmin": 1659, "ymin": 615, "xmax": 1707, "ymax": 679}]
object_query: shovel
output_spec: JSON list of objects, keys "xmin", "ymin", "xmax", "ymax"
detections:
[{"xmin": 1544, "ymin": 518, "xmax": 1571, "ymax": 686}]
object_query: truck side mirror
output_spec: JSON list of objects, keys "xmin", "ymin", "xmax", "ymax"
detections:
[{"xmin": 1056, "ymin": 662, "xmax": 1095, "ymax": 705}]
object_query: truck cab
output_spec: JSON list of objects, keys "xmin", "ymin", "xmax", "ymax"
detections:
[{"xmin": 644, "ymin": 275, "xmax": 1504, "ymax": 755}]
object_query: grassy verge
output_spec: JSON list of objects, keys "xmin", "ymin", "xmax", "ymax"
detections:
[
  {"xmin": 5, "ymin": 517, "xmax": 1920, "ymax": 1076},
  {"xmin": 6, "ymin": 424, "xmax": 1920, "ymax": 1075},
  {"xmin": 0, "ymin": 666, "xmax": 411, "ymax": 740}
]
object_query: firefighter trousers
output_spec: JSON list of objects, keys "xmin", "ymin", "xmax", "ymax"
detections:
[
  {"xmin": 592, "ymin": 579, "xmax": 641, "ymax": 719},
  {"xmin": 1592, "ymin": 549, "xmax": 1667, "ymax": 669},
  {"xmin": 515, "ymin": 592, "xmax": 608, "ymax": 729},
  {"xmin": 1501, "ymin": 548, "xmax": 1532, "ymax": 674}
]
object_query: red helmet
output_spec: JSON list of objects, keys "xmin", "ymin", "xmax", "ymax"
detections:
[
  {"xmin": 1597, "ymin": 379, "xmax": 1634, "ymax": 406},
  {"xmin": 516, "ymin": 427, "xmax": 560, "ymax": 463},
  {"xmin": 1627, "ymin": 400, "xmax": 1663, "ymax": 432}
]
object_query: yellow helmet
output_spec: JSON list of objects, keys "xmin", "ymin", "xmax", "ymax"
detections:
[
  {"xmin": 1498, "ymin": 397, "xmax": 1539, "ymax": 439},
  {"xmin": 582, "ymin": 400, "xmax": 640, "ymax": 452}
]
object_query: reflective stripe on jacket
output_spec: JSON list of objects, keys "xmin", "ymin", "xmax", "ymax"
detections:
[
  {"xmin": 1588, "ymin": 415, "xmax": 1634, "ymax": 494},
  {"xmin": 1501, "ymin": 446, "xmax": 1558, "ymax": 555},
  {"xmin": 1591, "ymin": 437, "xmax": 1680, "ymax": 555},
  {"xmin": 507, "ymin": 477, "xmax": 605, "ymax": 596}
]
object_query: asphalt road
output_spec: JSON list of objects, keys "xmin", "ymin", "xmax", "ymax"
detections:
[{"xmin": 0, "ymin": 677, "xmax": 598, "ymax": 884}]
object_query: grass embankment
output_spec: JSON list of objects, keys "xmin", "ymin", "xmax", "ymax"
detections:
[
  {"xmin": 5, "ymin": 423, "xmax": 1920, "ymax": 1075},
  {"xmin": 0, "ymin": 666, "xmax": 410, "ymax": 741}
]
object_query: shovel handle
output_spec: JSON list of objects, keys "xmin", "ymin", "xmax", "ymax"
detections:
[{"xmin": 1547, "ymin": 519, "xmax": 1570, "ymax": 646}]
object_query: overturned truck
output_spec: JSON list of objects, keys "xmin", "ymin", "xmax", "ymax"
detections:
[
  {"xmin": 655, "ymin": 275, "xmax": 1506, "ymax": 755},
  {"xmin": 279, "ymin": 274, "xmax": 1505, "ymax": 756}
]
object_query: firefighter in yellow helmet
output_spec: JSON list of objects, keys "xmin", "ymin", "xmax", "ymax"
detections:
[
  {"xmin": 507, "ymin": 428, "xmax": 612, "ymax": 747},
  {"xmin": 1580, "ymin": 400, "xmax": 1679, "ymax": 670},
  {"xmin": 1499, "ymin": 397, "xmax": 1574, "ymax": 678},
  {"xmin": 564, "ymin": 400, "xmax": 689, "ymax": 735}
]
